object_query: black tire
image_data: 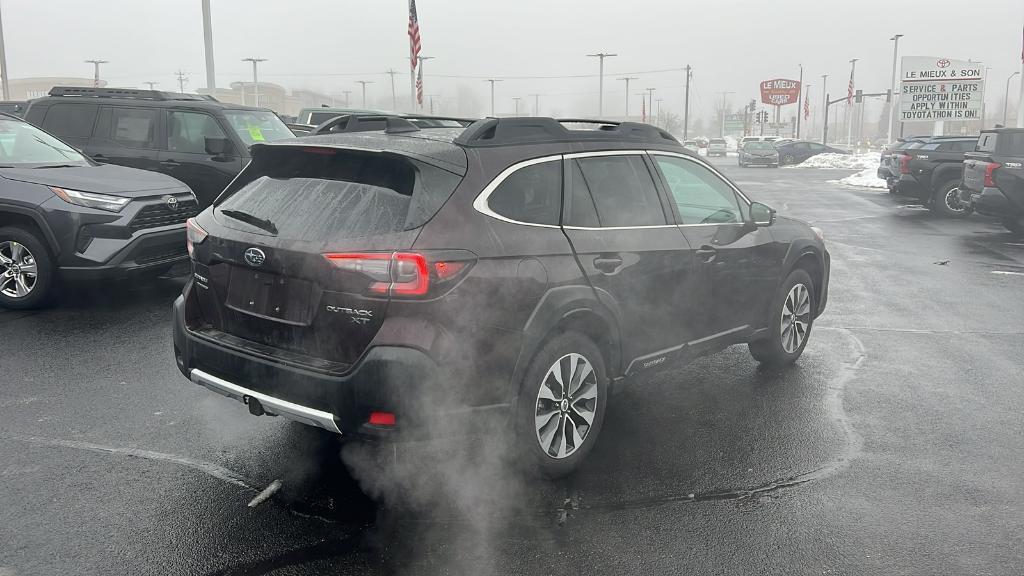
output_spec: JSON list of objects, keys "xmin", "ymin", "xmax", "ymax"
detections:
[
  {"xmin": 0, "ymin": 226, "xmax": 54, "ymax": 309},
  {"xmin": 932, "ymin": 180, "xmax": 970, "ymax": 218},
  {"xmin": 515, "ymin": 331, "xmax": 609, "ymax": 478},
  {"xmin": 749, "ymin": 269, "xmax": 815, "ymax": 366}
]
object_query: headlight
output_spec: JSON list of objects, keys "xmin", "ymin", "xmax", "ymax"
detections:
[{"xmin": 50, "ymin": 187, "xmax": 130, "ymax": 212}]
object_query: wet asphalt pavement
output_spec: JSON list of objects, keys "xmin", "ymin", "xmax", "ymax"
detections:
[{"xmin": 3, "ymin": 157, "xmax": 1024, "ymax": 575}]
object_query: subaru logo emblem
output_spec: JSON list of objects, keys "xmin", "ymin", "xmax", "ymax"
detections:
[
  {"xmin": 243, "ymin": 247, "xmax": 266, "ymax": 267},
  {"xmin": 165, "ymin": 195, "xmax": 179, "ymax": 210}
]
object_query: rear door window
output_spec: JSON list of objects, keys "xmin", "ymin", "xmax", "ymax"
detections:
[
  {"xmin": 217, "ymin": 147, "xmax": 462, "ymax": 241},
  {"xmin": 108, "ymin": 107, "xmax": 158, "ymax": 148},
  {"xmin": 41, "ymin": 104, "xmax": 98, "ymax": 140},
  {"xmin": 574, "ymin": 155, "xmax": 666, "ymax": 227},
  {"xmin": 486, "ymin": 160, "xmax": 561, "ymax": 225}
]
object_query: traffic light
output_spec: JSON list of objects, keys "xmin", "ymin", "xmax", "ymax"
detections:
[
  {"xmin": 855, "ymin": 89, "xmax": 863, "ymax": 103},
  {"xmin": 748, "ymin": 99, "xmax": 757, "ymax": 113}
]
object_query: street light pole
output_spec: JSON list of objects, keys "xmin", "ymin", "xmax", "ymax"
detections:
[
  {"xmin": 357, "ymin": 80, "xmax": 374, "ymax": 108},
  {"xmin": 655, "ymin": 98, "xmax": 663, "ymax": 127},
  {"xmin": 1005, "ymin": 71, "xmax": 1020, "ymax": 126},
  {"xmin": 618, "ymin": 76, "xmax": 638, "ymax": 120},
  {"xmin": 241, "ymin": 57, "xmax": 266, "ymax": 107},
  {"xmin": 646, "ymin": 87, "xmax": 656, "ymax": 124},
  {"xmin": 513, "ymin": 97, "xmax": 521, "ymax": 117},
  {"xmin": 484, "ymin": 79, "xmax": 502, "ymax": 116},
  {"xmin": 796, "ymin": 64, "xmax": 804, "ymax": 139},
  {"xmin": 715, "ymin": 91, "xmax": 734, "ymax": 137},
  {"xmin": 343, "ymin": 90, "xmax": 352, "ymax": 107},
  {"xmin": 201, "ymin": 0, "xmax": 216, "ymax": 90},
  {"xmin": 886, "ymin": 34, "xmax": 904, "ymax": 143},
  {"xmin": 530, "ymin": 93, "xmax": 540, "ymax": 116},
  {"xmin": 386, "ymin": 69, "xmax": 399, "ymax": 110},
  {"xmin": 820, "ymin": 74, "xmax": 828, "ymax": 144},
  {"xmin": 85, "ymin": 60, "xmax": 109, "ymax": 88},
  {"xmin": 586, "ymin": 52, "xmax": 617, "ymax": 118},
  {"xmin": 0, "ymin": 1, "xmax": 9, "ymax": 100},
  {"xmin": 683, "ymin": 64, "xmax": 692, "ymax": 139}
]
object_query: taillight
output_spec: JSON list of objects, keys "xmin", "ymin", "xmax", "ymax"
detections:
[
  {"xmin": 368, "ymin": 411, "xmax": 396, "ymax": 426},
  {"xmin": 323, "ymin": 251, "xmax": 473, "ymax": 298},
  {"xmin": 186, "ymin": 218, "xmax": 207, "ymax": 258},
  {"xmin": 898, "ymin": 154, "xmax": 911, "ymax": 174},
  {"xmin": 983, "ymin": 162, "xmax": 1001, "ymax": 187}
]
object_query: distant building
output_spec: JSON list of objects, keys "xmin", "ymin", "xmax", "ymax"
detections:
[{"xmin": 8, "ymin": 77, "xmax": 107, "ymax": 101}]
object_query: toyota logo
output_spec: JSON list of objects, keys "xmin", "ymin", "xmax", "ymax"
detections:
[
  {"xmin": 243, "ymin": 247, "xmax": 266, "ymax": 267},
  {"xmin": 165, "ymin": 195, "xmax": 179, "ymax": 210},
  {"xmin": 936, "ymin": 59, "xmax": 950, "ymax": 68}
]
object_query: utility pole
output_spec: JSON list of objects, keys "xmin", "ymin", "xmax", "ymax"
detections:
[
  {"xmin": 683, "ymin": 65, "xmax": 692, "ymax": 140},
  {"xmin": 386, "ymin": 69, "xmax": 399, "ymax": 110},
  {"xmin": 484, "ymin": 79, "xmax": 502, "ymax": 116},
  {"xmin": 1018, "ymin": 35, "xmax": 1024, "ymax": 127},
  {"xmin": 85, "ymin": 60, "xmax": 108, "ymax": 88},
  {"xmin": 715, "ymin": 91, "xmax": 734, "ymax": 137},
  {"xmin": 1005, "ymin": 71, "xmax": 1020, "ymax": 126},
  {"xmin": 416, "ymin": 56, "xmax": 434, "ymax": 109},
  {"xmin": 655, "ymin": 98, "xmax": 663, "ymax": 127},
  {"xmin": 887, "ymin": 34, "xmax": 903, "ymax": 143},
  {"xmin": 175, "ymin": 70, "xmax": 188, "ymax": 93},
  {"xmin": 513, "ymin": 96, "xmax": 521, "ymax": 117},
  {"xmin": 357, "ymin": 80, "xmax": 374, "ymax": 108},
  {"xmin": 821, "ymin": 74, "xmax": 828, "ymax": 144},
  {"xmin": 846, "ymin": 58, "xmax": 858, "ymax": 145},
  {"xmin": 428, "ymin": 94, "xmax": 437, "ymax": 115},
  {"xmin": 144, "ymin": 81, "xmax": 158, "ymax": 91},
  {"xmin": 646, "ymin": 87, "xmax": 656, "ymax": 124},
  {"xmin": 635, "ymin": 92, "xmax": 647, "ymax": 121},
  {"xmin": 586, "ymin": 52, "xmax": 617, "ymax": 117},
  {"xmin": 241, "ymin": 57, "xmax": 266, "ymax": 107},
  {"xmin": 0, "ymin": 1, "xmax": 9, "ymax": 100},
  {"xmin": 343, "ymin": 90, "xmax": 352, "ymax": 107},
  {"xmin": 618, "ymin": 77, "xmax": 638, "ymax": 120},
  {"xmin": 201, "ymin": 0, "xmax": 216, "ymax": 89},
  {"xmin": 530, "ymin": 93, "xmax": 540, "ymax": 116},
  {"xmin": 796, "ymin": 64, "xmax": 804, "ymax": 139}
]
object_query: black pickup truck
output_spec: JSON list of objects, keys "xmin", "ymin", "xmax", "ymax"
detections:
[
  {"xmin": 889, "ymin": 136, "xmax": 977, "ymax": 217},
  {"xmin": 960, "ymin": 128, "xmax": 1024, "ymax": 234}
]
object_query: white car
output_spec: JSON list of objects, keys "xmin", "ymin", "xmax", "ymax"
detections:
[
  {"xmin": 682, "ymin": 140, "xmax": 699, "ymax": 153},
  {"xmin": 707, "ymin": 138, "xmax": 728, "ymax": 157}
]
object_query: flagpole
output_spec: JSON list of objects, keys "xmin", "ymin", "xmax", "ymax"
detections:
[
  {"xmin": 796, "ymin": 64, "xmax": 803, "ymax": 139},
  {"xmin": 1017, "ymin": 23, "xmax": 1024, "ymax": 127},
  {"xmin": 846, "ymin": 58, "xmax": 858, "ymax": 146}
]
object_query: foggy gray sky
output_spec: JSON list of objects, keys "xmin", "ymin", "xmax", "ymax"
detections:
[{"xmin": 3, "ymin": 0, "xmax": 1022, "ymax": 122}]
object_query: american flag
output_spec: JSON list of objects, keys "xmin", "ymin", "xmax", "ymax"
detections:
[
  {"xmin": 847, "ymin": 67, "xmax": 855, "ymax": 105},
  {"xmin": 804, "ymin": 92, "xmax": 810, "ymax": 120},
  {"xmin": 416, "ymin": 64, "xmax": 424, "ymax": 106},
  {"xmin": 408, "ymin": 0, "xmax": 422, "ymax": 70}
]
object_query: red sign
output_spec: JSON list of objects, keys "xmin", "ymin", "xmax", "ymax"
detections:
[{"xmin": 759, "ymin": 78, "xmax": 802, "ymax": 106}]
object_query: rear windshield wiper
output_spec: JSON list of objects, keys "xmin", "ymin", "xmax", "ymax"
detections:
[{"xmin": 219, "ymin": 209, "xmax": 278, "ymax": 235}]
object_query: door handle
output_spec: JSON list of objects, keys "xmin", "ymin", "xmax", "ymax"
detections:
[
  {"xmin": 593, "ymin": 256, "xmax": 623, "ymax": 273},
  {"xmin": 696, "ymin": 246, "xmax": 717, "ymax": 263}
]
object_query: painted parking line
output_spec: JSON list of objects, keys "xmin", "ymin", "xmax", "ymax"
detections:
[{"xmin": 991, "ymin": 270, "xmax": 1024, "ymax": 276}]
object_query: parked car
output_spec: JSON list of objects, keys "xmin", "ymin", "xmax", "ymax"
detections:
[
  {"xmin": 295, "ymin": 106, "xmax": 389, "ymax": 126},
  {"xmin": 682, "ymin": 139, "xmax": 699, "ymax": 153},
  {"xmin": 0, "ymin": 113, "xmax": 196, "ymax": 309},
  {"xmin": 707, "ymin": 137, "xmax": 728, "ymax": 156},
  {"xmin": 889, "ymin": 136, "xmax": 977, "ymax": 216},
  {"xmin": 878, "ymin": 138, "xmax": 927, "ymax": 183},
  {"xmin": 172, "ymin": 116, "xmax": 830, "ymax": 477},
  {"xmin": 0, "ymin": 101, "xmax": 27, "ymax": 118},
  {"xmin": 23, "ymin": 86, "xmax": 294, "ymax": 208},
  {"xmin": 961, "ymin": 128, "xmax": 1024, "ymax": 234},
  {"xmin": 775, "ymin": 140, "xmax": 848, "ymax": 165},
  {"xmin": 738, "ymin": 141, "xmax": 780, "ymax": 167}
]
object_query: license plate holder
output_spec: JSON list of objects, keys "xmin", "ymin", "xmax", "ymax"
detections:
[{"xmin": 226, "ymin": 267, "xmax": 315, "ymax": 325}]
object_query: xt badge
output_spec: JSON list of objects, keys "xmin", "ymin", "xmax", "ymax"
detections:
[{"xmin": 326, "ymin": 305, "xmax": 373, "ymax": 324}]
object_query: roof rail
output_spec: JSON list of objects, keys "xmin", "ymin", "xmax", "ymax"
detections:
[
  {"xmin": 47, "ymin": 86, "xmax": 215, "ymax": 102},
  {"xmin": 454, "ymin": 117, "xmax": 679, "ymax": 147},
  {"xmin": 311, "ymin": 114, "xmax": 421, "ymax": 135}
]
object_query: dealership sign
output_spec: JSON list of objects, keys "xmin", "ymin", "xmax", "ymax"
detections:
[
  {"xmin": 899, "ymin": 56, "xmax": 985, "ymax": 121},
  {"xmin": 759, "ymin": 79, "xmax": 801, "ymax": 106}
]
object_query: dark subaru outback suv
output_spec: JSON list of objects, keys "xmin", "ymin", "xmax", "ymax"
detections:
[
  {"xmin": 172, "ymin": 117, "xmax": 830, "ymax": 476},
  {"xmin": 0, "ymin": 114, "xmax": 196, "ymax": 309}
]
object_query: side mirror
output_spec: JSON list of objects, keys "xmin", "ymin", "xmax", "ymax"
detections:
[
  {"xmin": 750, "ymin": 202, "xmax": 776, "ymax": 227},
  {"xmin": 204, "ymin": 136, "xmax": 231, "ymax": 156}
]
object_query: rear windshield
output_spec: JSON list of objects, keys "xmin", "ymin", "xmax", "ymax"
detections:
[
  {"xmin": 744, "ymin": 142, "xmax": 775, "ymax": 150},
  {"xmin": 710, "ymin": 139, "xmax": 726, "ymax": 144},
  {"xmin": 216, "ymin": 147, "xmax": 462, "ymax": 242}
]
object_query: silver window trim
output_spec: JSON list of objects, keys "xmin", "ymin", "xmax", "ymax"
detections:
[{"xmin": 471, "ymin": 155, "xmax": 563, "ymax": 229}]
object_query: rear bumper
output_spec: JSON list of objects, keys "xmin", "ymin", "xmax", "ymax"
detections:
[
  {"xmin": 59, "ymin": 226, "xmax": 188, "ymax": 280},
  {"xmin": 740, "ymin": 156, "xmax": 778, "ymax": 165},
  {"xmin": 967, "ymin": 186, "xmax": 1023, "ymax": 220},
  {"xmin": 892, "ymin": 174, "xmax": 927, "ymax": 198}
]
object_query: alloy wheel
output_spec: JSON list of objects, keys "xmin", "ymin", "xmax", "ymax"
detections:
[
  {"xmin": 944, "ymin": 187, "xmax": 967, "ymax": 213},
  {"xmin": 0, "ymin": 241, "xmax": 38, "ymax": 298},
  {"xmin": 534, "ymin": 353, "xmax": 599, "ymax": 459},
  {"xmin": 780, "ymin": 283, "xmax": 811, "ymax": 354}
]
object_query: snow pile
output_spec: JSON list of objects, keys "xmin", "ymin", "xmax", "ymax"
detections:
[
  {"xmin": 832, "ymin": 168, "xmax": 887, "ymax": 189},
  {"xmin": 789, "ymin": 152, "xmax": 879, "ymax": 170}
]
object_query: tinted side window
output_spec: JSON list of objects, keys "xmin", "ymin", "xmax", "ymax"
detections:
[
  {"xmin": 41, "ymin": 104, "xmax": 98, "ymax": 139},
  {"xmin": 574, "ymin": 155, "xmax": 666, "ymax": 226},
  {"xmin": 999, "ymin": 132, "xmax": 1024, "ymax": 155},
  {"xmin": 109, "ymin": 108, "xmax": 158, "ymax": 149},
  {"xmin": 654, "ymin": 155, "xmax": 743, "ymax": 224},
  {"xmin": 486, "ymin": 160, "xmax": 562, "ymax": 225},
  {"xmin": 167, "ymin": 111, "xmax": 228, "ymax": 154}
]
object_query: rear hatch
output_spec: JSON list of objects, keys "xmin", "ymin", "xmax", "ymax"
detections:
[{"xmin": 188, "ymin": 143, "xmax": 465, "ymax": 370}]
